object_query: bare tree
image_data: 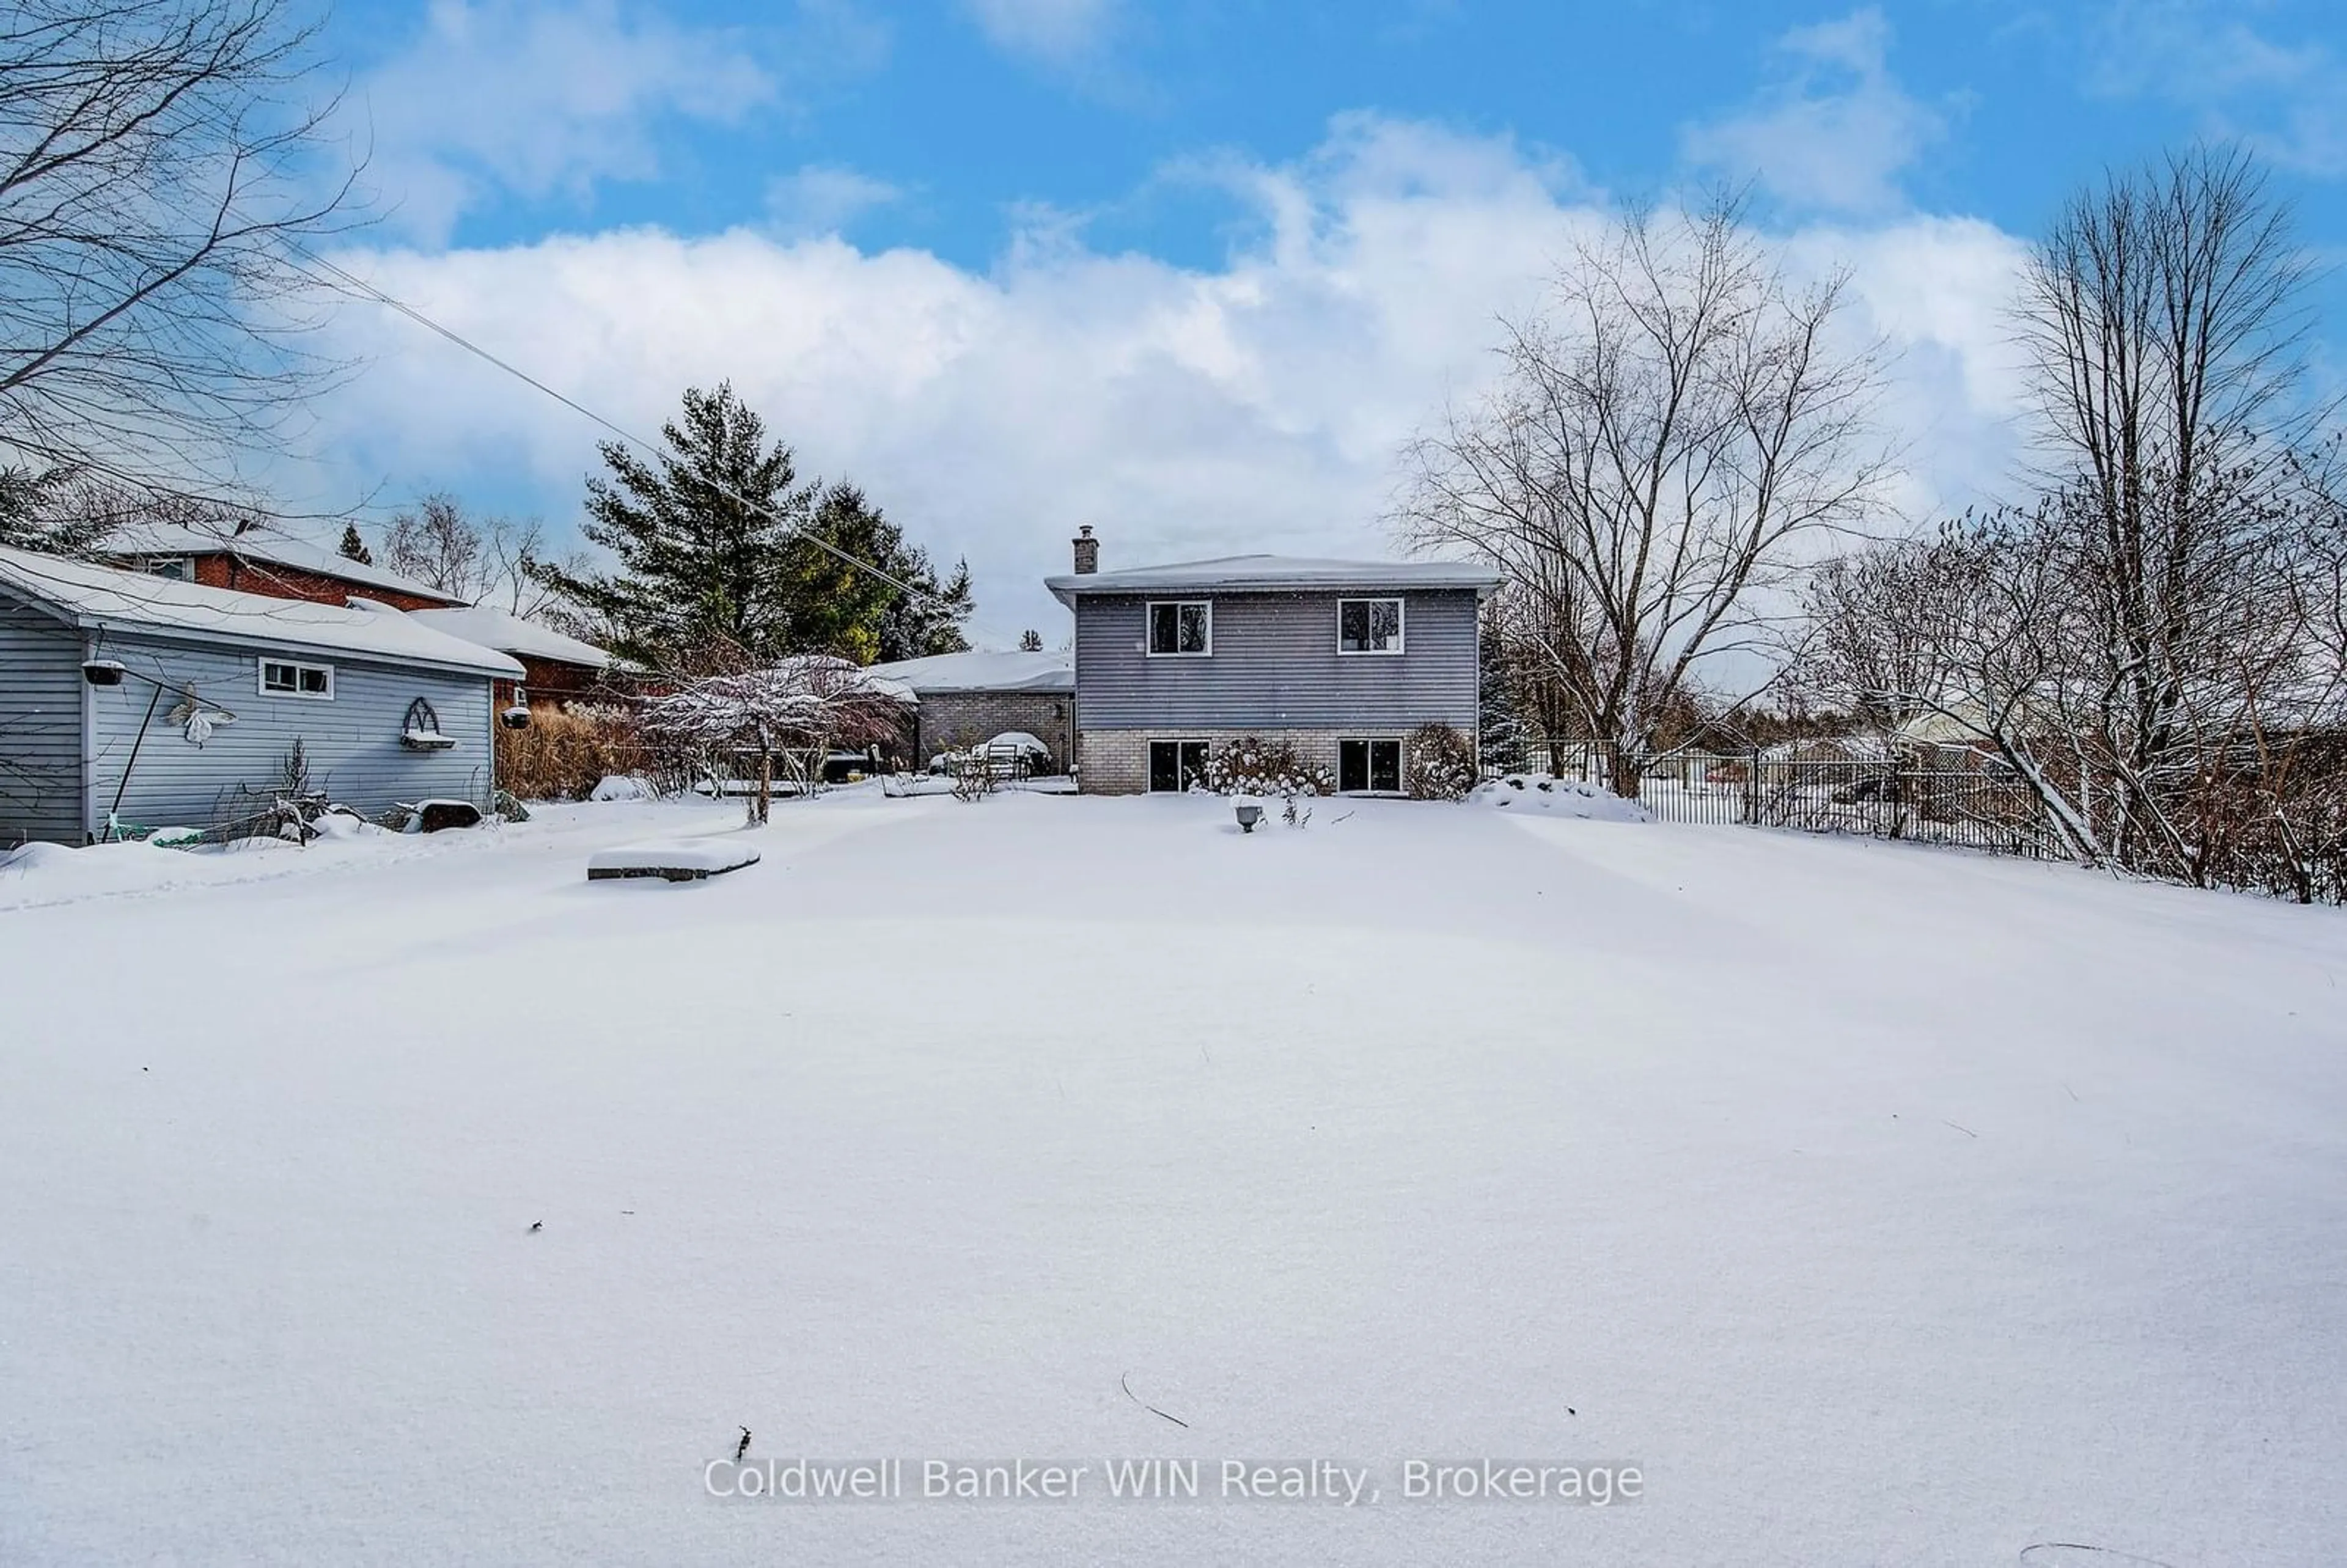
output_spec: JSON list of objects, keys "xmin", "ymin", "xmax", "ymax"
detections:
[
  {"xmin": 1787, "ymin": 534, "xmax": 1965, "ymax": 744},
  {"xmin": 378, "ymin": 493, "xmax": 589, "ymax": 618},
  {"xmin": 2014, "ymin": 144, "xmax": 2319, "ymax": 866},
  {"xmin": 1395, "ymin": 195, "xmax": 1893, "ymax": 794},
  {"xmin": 0, "ymin": 0, "xmax": 362, "ymax": 486},
  {"xmin": 1796, "ymin": 515, "xmax": 2109, "ymax": 863}
]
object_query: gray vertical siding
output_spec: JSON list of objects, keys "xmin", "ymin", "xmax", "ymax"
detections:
[
  {"xmin": 0, "ymin": 594, "xmax": 88, "ymax": 845},
  {"xmin": 86, "ymin": 633, "xmax": 496, "ymax": 836},
  {"xmin": 1072, "ymin": 588, "xmax": 1480, "ymax": 731}
]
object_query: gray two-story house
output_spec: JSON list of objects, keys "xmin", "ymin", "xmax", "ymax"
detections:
[{"xmin": 1045, "ymin": 530, "xmax": 1502, "ymax": 794}]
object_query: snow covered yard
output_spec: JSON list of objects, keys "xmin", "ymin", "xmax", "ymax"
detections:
[{"xmin": 3, "ymin": 792, "xmax": 2344, "ymax": 1566}]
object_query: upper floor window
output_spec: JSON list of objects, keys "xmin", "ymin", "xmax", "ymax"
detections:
[
  {"xmin": 147, "ymin": 556, "xmax": 193, "ymax": 582},
  {"xmin": 1337, "ymin": 598, "xmax": 1405, "ymax": 655},
  {"xmin": 259, "ymin": 658, "xmax": 334, "ymax": 700},
  {"xmin": 1148, "ymin": 601, "xmax": 1212, "ymax": 656}
]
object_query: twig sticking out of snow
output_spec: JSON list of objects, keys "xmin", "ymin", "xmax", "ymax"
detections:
[
  {"xmin": 2018, "ymin": 1544, "xmax": 2180, "ymax": 1567},
  {"xmin": 1943, "ymin": 1120, "xmax": 1979, "ymax": 1138},
  {"xmin": 1120, "ymin": 1372, "xmax": 1189, "ymax": 1429},
  {"xmin": 736, "ymin": 1426, "xmax": 752, "ymax": 1462}
]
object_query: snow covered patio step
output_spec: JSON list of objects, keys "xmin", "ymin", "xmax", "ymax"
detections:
[{"xmin": 585, "ymin": 838, "xmax": 762, "ymax": 883}]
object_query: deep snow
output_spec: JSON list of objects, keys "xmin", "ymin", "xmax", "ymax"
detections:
[{"xmin": 2, "ymin": 790, "xmax": 2343, "ymax": 1565}]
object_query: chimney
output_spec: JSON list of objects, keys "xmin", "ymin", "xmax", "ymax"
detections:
[{"xmin": 1071, "ymin": 525, "xmax": 1098, "ymax": 575}]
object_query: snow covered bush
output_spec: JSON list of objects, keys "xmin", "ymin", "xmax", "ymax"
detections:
[
  {"xmin": 637, "ymin": 647, "xmax": 913, "ymax": 823},
  {"xmin": 1405, "ymin": 723, "xmax": 1478, "ymax": 800},
  {"xmin": 1199, "ymin": 736, "xmax": 1333, "ymax": 796},
  {"xmin": 1469, "ymin": 774, "xmax": 1651, "ymax": 822}
]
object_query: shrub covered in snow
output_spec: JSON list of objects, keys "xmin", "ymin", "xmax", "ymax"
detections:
[
  {"xmin": 590, "ymin": 774, "xmax": 655, "ymax": 803},
  {"xmin": 1405, "ymin": 722, "xmax": 1478, "ymax": 800},
  {"xmin": 1199, "ymin": 736, "xmax": 1334, "ymax": 796},
  {"xmin": 1469, "ymin": 774, "xmax": 1652, "ymax": 822}
]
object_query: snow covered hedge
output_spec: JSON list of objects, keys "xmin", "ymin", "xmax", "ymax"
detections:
[
  {"xmin": 1200, "ymin": 736, "xmax": 1334, "ymax": 796},
  {"xmin": 1405, "ymin": 723, "xmax": 1477, "ymax": 800}
]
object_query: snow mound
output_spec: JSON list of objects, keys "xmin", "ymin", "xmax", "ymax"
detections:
[
  {"xmin": 586, "ymin": 838, "xmax": 762, "ymax": 881},
  {"xmin": 590, "ymin": 775, "xmax": 655, "ymax": 802},
  {"xmin": 1470, "ymin": 774, "xmax": 1650, "ymax": 822},
  {"xmin": 0, "ymin": 842, "xmax": 84, "ymax": 876}
]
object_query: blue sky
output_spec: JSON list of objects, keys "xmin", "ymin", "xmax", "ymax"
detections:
[{"xmin": 299, "ymin": 0, "xmax": 2347, "ymax": 642}]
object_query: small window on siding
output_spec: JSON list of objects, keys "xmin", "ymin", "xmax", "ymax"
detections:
[
  {"xmin": 1337, "ymin": 598, "xmax": 1404, "ymax": 654},
  {"xmin": 259, "ymin": 658, "xmax": 334, "ymax": 700},
  {"xmin": 1147, "ymin": 601, "xmax": 1211, "ymax": 656}
]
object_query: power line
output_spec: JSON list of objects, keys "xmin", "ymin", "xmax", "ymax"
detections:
[{"xmin": 276, "ymin": 236, "xmax": 975, "ymax": 621}]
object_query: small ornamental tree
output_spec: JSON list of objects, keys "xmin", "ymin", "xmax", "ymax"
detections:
[
  {"xmin": 1405, "ymin": 723, "xmax": 1478, "ymax": 800},
  {"xmin": 637, "ymin": 643, "xmax": 911, "ymax": 823}
]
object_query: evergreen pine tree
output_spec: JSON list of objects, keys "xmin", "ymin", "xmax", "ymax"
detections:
[
  {"xmin": 1018, "ymin": 629, "xmax": 1043, "ymax": 652},
  {"xmin": 531, "ymin": 383, "xmax": 972, "ymax": 665},
  {"xmin": 337, "ymin": 523, "xmax": 373, "ymax": 565},
  {"xmin": 0, "ymin": 465, "xmax": 107, "ymax": 556},
  {"xmin": 1477, "ymin": 621, "xmax": 1529, "ymax": 773}
]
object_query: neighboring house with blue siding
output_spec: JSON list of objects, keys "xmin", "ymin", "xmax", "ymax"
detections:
[
  {"xmin": 0, "ymin": 547, "xmax": 523, "ymax": 845},
  {"xmin": 1044, "ymin": 532, "xmax": 1502, "ymax": 794}
]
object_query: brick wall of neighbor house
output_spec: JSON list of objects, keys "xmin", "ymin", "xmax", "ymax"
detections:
[
  {"xmin": 496, "ymin": 656, "xmax": 611, "ymax": 713},
  {"xmin": 913, "ymin": 691, "xmax": 1072, "ymax": 770},
  {"xmin": 187, "ymin": 555, "xmax": 457, "ymax": 613},
  {"xmin": 1076, "ymin": 727, "xmax": 1422, "ymax": 795}
]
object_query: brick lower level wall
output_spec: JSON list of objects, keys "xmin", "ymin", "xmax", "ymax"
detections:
[
  {"xmin": 1076, "ymin": 726, "xmax": 1430, "ymax": 794},
  {"xmin": 913, "ymin": 691, "xmax": 1073, "ymax": 772}
]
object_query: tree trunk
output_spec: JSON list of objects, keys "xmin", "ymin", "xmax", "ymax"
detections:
[
  {"xmin": 753, "ymin": 749, "xmax": 771, "ymax": 826},
  {"xmin": 1607, "ymin": 746, "xmax": 1642, "ymax": 799}
]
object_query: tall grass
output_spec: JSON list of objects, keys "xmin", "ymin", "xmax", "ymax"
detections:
[{"xmin": 495, "ymin": 705, "xmax": 642, "ymax": 802}]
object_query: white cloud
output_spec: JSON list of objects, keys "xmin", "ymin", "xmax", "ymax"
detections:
[
  {"xmin": 765, "ymin": 166, "xmax": 904, "ymax": 238},
  {"xmin": 2087, "ymin": 0, "xmax": 2346, "ymax": 177},
  {"xmin": 357, "ymin": 0, "xmax": 777, "ymax": 241},
  {"xmin": 1682, "ymin": 7, "xmax": 1947, "ymax": 213},
  {"xmin": 960, "ymin": 0, "xmax": 1119, "ymax": 70},
  {"xmin": 298, "ymin": 118, "xmax": 2033, "ymax": 642}
]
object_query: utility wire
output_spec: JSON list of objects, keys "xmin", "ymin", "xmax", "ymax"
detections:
[{"xmin": 276, "ymin": 236, "xmax": 964, "ymax": 617}]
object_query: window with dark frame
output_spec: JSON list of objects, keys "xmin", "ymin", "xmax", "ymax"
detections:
[
  {"xmin": 1339, "ymin": 739, "xmax": 1403, "ymax": 793},
  {"xmin": 1147, "ymin": 739, "xmax": 1211, "ymax": 792},
  {"xmin": 1337, "ymin": 598, "xmax": 1404, "ymax": 654},
  {"xmin": 1147, "ymin": 601, "xmax": 1211, "ymax": 656}
]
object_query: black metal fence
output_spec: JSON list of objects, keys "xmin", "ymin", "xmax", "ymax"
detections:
[{"xmin": 1536, "ymin": 746, "xmax": 2058, "ymax": 858}]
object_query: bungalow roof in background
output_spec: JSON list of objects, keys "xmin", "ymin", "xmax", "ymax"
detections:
[
  {"xmin": 862, "ymin": 649, "xmax": 1073, "ymax": 694},
  {"xmin": 406, "ymin": 605, "xmax": 620, "ymax": 672},
  {"xmin": 105, "ymin": 522, "xmax": 469, "ymax": 607}
]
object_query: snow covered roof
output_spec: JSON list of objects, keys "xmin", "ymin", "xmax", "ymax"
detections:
[
  {"xmin": 862, "ymin": 649, "xmax": 1074, "ymax": 693},
  {"xmin": 0, "ymin": 546, "xmax": 525, "ymax": 678},
  {"xmin": 1046, "ymin": 554, "xmax": 1502, "ymax": 607},
  {"xmin": 406, "ymin": 605, "xmax": 617, "ymax": 671},
  {"xmin": 105, "ymin": 522, "xmax": 469, "ymax": 606}
]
